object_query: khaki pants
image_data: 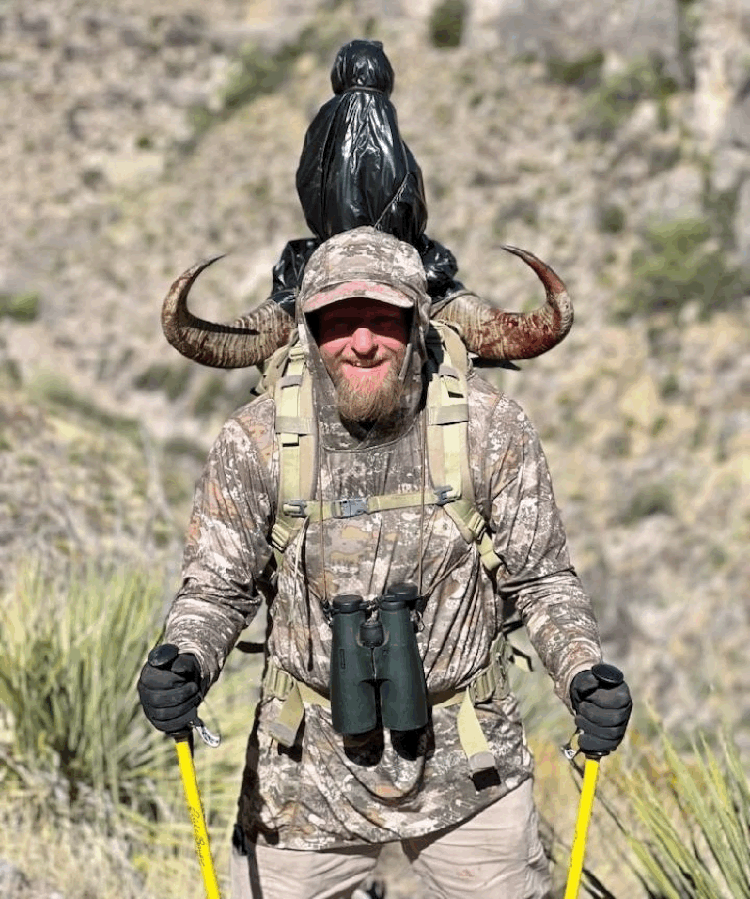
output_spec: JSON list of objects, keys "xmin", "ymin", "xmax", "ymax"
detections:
[{"xmin": 230, "ymin": 779, "xmax": 551, "ymax": 899}]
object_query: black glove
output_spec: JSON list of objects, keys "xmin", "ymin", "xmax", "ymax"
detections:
[
  {"xmin": 570, "ymin": 663, "xmax": 632, "ymax": 756},
  {"xmin": 137, "ymin": 643, "xmax": 208, "ymax": 735}
]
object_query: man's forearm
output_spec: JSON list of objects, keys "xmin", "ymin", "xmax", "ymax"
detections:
[
  {"xmin": 514, "ymin": 573, "xmax": 602, "ymax": 709},
  {"xmin": 165, "ymin": 588, "xmax": 260, "ymax": 684}
]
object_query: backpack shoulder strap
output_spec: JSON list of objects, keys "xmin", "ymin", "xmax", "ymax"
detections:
[
  {"xmin": 425, "ymin": 323, "xmax": 502, "ymax": 574},
  {"xmin": 268, "ymin": 340, "xmax": 316, "ymax": 562}
]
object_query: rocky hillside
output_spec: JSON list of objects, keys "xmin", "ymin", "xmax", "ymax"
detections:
[{"xmin": 1, "ymin": 0, "xmax": 749, "ymax": 755}]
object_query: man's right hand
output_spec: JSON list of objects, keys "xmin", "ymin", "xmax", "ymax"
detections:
[{"xmin": 137, "ymin": 644, "xmax": 206, "ymax": 735}]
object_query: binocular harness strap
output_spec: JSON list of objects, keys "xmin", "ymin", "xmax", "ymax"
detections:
[
  {"xmin": 262, "ymin": 662, "xmax": 331, "ymax": 748},
  {"xmin": 261, "ymin": 629, "xmax": 508, "ymax": 773}
]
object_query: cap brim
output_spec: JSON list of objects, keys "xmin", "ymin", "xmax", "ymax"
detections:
[{"xmin": 302, "ymin": 279, "xmax": 414, "ymax": 314}]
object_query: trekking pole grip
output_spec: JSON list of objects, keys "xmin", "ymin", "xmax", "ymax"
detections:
[
  {"xmin": 585, "ymin": 663, "xmax": 624, "ymax": 760},
  {"xmin": 147, "ymin": 643, "xmax": 194, "ymax": 744},
  {"xmin": 591, "ymin": 662, "xmax": 623, "ymax": 688},
  {"xmin": 148, "ymin": 642, "xmax": 180, "ymax": 668}
]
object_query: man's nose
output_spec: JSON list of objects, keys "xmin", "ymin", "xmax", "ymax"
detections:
[{"xmin": 350, "ymin": 327, "xmax": 377, "ymax": 355}]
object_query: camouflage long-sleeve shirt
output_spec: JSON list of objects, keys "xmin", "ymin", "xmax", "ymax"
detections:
[{"xmin": 164, "ymin": 365, "xmax": 601, "ymax": 850}]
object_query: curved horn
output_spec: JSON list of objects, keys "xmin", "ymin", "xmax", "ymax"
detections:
[
  {"xmin": 161, "ymin": 256, "xmax": 295, "ymax": 368},
  {"xmin": 434, "ymin": 245, "xmax": 573, "ymax": 361}
]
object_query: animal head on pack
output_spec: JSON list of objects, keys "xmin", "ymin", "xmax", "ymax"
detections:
[
  {"xmin": 160, "ymin": 240, "xmax": 573, "ymax": 370},
  {"xmin": 160, "ymin": 39, "xmax": 573, "ymax": 370}
]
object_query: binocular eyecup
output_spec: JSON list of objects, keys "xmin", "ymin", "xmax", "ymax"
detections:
[{"xmin": 329, "ymin": 584, "xmax": 429, "ymax": 736}]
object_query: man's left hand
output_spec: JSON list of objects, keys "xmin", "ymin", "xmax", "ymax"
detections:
[{"xmin": 570, "ymin": 665, "xmax": 632, "ymax": 755}]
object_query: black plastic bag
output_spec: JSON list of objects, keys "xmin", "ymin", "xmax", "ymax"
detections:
[
  {"xmin": 296, "ymin": 39, "xmax": 427, "ymax": 245},
  {"xmin": 272, "ymin": 39, "xmax": 463, "ymax": 305}
]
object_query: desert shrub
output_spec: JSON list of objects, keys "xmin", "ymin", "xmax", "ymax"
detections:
[
  {"xmin": 0, "ymin": 559, "xmax": 260, "ymax": 897},
  {"xmin": 222, "ymin": 19, "xmax": 346, "ymax": 114},
  {"xmin": 0, "ymin": 290, "xmax": 40, "ymax": 321},
  {"xmin": 619, "ymin": 217, "xmax": 744, "ymax": 320},
  {"xmin": 609, "ymin": 731, "xmax": 750, "ymax": 898},
  {"xmin": 619, "ymin": 482, "xmax": 675, "ymax": 523},
  {"xmin": 134, "ymin": 361, "xmax": 192, "ymax": 400},
  {"xmin": 29, "ymin": 371, "xmax": 141, "ymax": 437},
  {"xmin": 428, "ymin": 0, "xmax": 467, "ymax": 49},
  {"xmin": 0, "ymin": 357, "xmax": 22, "ymax": 388},
  {"xmin": 193, "ymin": 372, "xmax": 227, "ymax": 418},
  {"xmin": 579, "ymin": 56, "xmax": 679, "ymax": 140},
  {"xmin": 183, "ymin": 21, "xmax": 342, "ymax": 147},
  {"xmin": 0, "ymin": 563, "xmax": 172, "ymax": 818},
  {"xmin": 223, "ymin": 40, "xmax": 300, "ymax": 112},
  {"xmin": 597, "ymin": 202, "xmax": 627, "ymax": 234},
  {"xmin": 546, "ymin": 50, "xmax": 604, "ymax": 89},
  {"xmin": 164, "ymin": 434, "xmax": 208, "ymax": 464}
]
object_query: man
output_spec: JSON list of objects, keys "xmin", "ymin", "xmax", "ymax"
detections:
[{"xmin": 139, "ymin": 227, "xmax": 632, "ymax": 899}]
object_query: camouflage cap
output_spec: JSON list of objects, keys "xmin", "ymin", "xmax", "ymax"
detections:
[{"xmin": 299, "ymin": 226, "xmax": 427, "ymax": 314}]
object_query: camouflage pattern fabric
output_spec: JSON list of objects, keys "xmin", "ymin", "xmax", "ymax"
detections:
[
  {"xmin": 298, "ymin": 225, "xmax": 427, "ymax": 313},
  {"xmin": 164, "ymin": 227, "xmax": 602, "ymax": 850}
]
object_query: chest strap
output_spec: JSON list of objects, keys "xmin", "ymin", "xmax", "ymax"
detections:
[{"xmin": 261, "ymin": 632, "xmax": 508, "ymax": 775}]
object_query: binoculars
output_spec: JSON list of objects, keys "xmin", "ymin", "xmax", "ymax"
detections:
[{"xmin": 329, "ymin": 583, "xmax": 429, "ymax": 735}]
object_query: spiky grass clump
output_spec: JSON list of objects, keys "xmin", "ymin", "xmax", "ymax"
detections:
[
  {"xmin": 561, "ymin": 725, "xmax": 750, "ymax": 899},
  {"xmin": 620, "ymin": 731, "xmax": 750, "ymax": 898},
  {"xmin": 0, "ymin": 560, "xmax": 259, "ymax": 897},
  {"xmin": 0, "ymin": 562, "xmax": 173, "ymax": 820}
]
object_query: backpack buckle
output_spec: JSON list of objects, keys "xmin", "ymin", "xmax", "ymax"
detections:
[
  {"xmin": 332, "ymin": 498, "xmax": 368, "ymax": 518},
  {"xmin": 282, "ymin": 499, "xmax": 308, "ymax": 518},
  {"xmin": 434, "ymin": 485, "xmax": 458, "ymax": 506}
]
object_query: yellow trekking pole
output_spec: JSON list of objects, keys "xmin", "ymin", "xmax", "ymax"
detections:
[
  {"xmin": 562, "ymin": 663, "xmax": 624, "ymax": 899},
  {"xmin": 149, "ymin": 644, "xmax": 223, "ymax": 899},
  {"xmin": 174, "ymin": 731, "xmax": 222, "ymax": 899}
]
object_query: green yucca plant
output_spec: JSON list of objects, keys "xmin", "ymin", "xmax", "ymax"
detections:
[
  {"xmin": 0, "ymin": 559, "xmax": 260, "ymax": 898},
  {"xmin": 0, "ymin": 562, "xmax": 174, "ymax": 819},
  {"xmin": 595, "ymin": 728, "xmax": 750, "ymax": 899}
]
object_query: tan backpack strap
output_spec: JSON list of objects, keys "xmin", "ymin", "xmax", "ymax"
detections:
[
  {"xmin": 430, "ymin": 632, "xmax": 510, "ymax": 773},
  {"xmin": 425, "ymin": 325, "xmax": 503, "ymax": 574},
  {"xmin": 425, "ymin": 323, "xmax": 474, "ymax": 503},
  {"xmin": 262, "ymin": 661, "xmax": 330, "ymax": 748},
  {"xmin": 271, "ymin": 344, "xmax": 316, "ymax": 560},
  {"xmin": 286, "ymin": 490, "xmax": 428, "ymax": 522}
]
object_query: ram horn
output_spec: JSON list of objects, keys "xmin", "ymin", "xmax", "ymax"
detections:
[
  {"xmin": 161, "ymin": 256, "xmax": 295, "ymax": 368},
  {"xmin": 434, "ymin": 245, "xmax": 573, "ymax": 361},
  {"xmin": 162, "ymin": 246, "xmax": 571, "ymax": 369}
]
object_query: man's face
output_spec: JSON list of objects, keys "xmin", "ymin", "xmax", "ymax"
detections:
[{"xmin": 315, "ymin": 297, "xmax": 410, "ymax": 424}]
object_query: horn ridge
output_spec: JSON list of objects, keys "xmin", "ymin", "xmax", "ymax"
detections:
[
  {"xmin": 161, "ymin": 246, "xmax": 572, "ymax": 369},
  {"xmin": 161, "ymin": 256, "xmax": 294, "ymax": 369}
]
